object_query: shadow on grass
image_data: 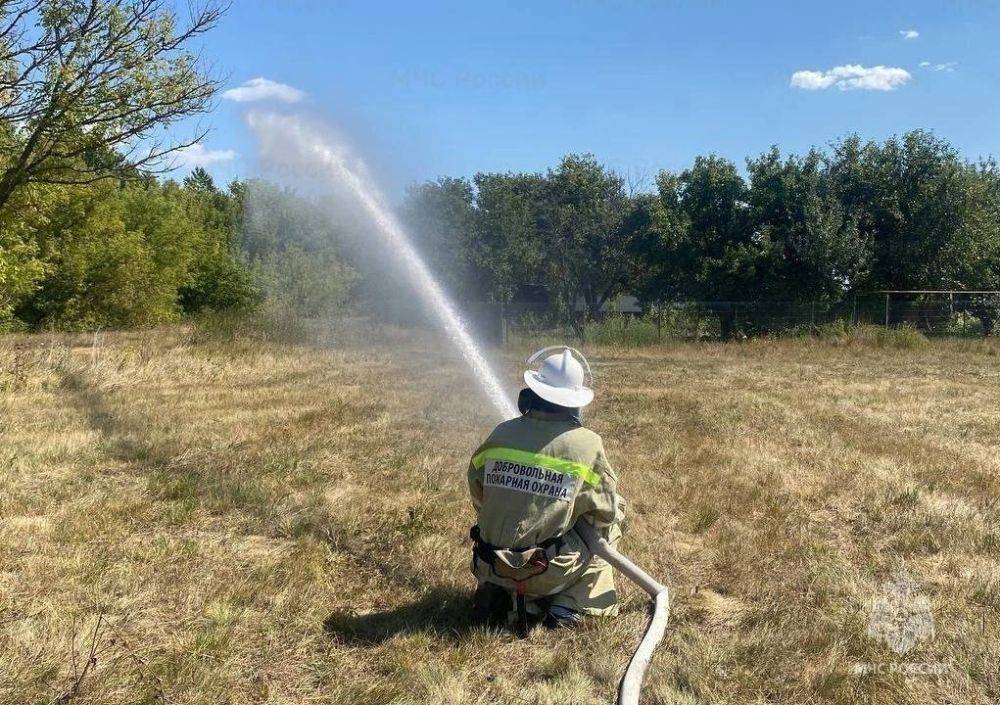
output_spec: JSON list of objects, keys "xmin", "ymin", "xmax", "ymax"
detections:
[
  {"xmin": 323, "ymin": 585, "xmax": 481, "ymax": 645},
  {"xmin": 60, "ymin": 366, "xmax": 174, "ymax": 468}
]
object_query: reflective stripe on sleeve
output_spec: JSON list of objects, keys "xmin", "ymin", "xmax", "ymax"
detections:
[{"xmin": 472, "ymin": 447, "xmax": 601, "ymax": 488}]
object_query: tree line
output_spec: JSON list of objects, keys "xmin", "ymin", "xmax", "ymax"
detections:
[
  {"xmin": 4, "ymin": 131, "xmax": 999, "ymax": 335},
  {"xmin": 0, "ymin": 169, "xmax": 364, "ymax": 331},
  {"xmin": 3, "ymin": 4, "xmax": 998, "ymax": 336},
  {"xmin": 1, "ymin": 0, "xmax": 236, "ymax": 331},
  {"xmin": 402, "ymin": 130, "xmax": 1000, "ymax": 335}
]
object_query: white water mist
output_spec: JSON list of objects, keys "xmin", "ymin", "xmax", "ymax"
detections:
[{"xmin": 246, "ymin": 111, "xmax": 517, "ymax": 421}]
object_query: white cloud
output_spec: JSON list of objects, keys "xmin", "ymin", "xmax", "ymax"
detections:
[
  {"xmin": 222, "ymin": 77, "xmax": 306, "ymax": 104},
  {"xmin": 790, "ymin": 64, "xmax": 912, "ymax": 91},
  {"xmin": 790, "ymin": 70, "xmax": 839, "ymax": 90},
  {"xmin": 174, "ymin": 143, "xmax": 237, "ymax": 168},
  {"xmin": 899, "ymin": 29, "xmax": 920, "ymax": 40},
  {"xmin": 920, "ymin": 61, "xmax": 958, "ymax": 72}
]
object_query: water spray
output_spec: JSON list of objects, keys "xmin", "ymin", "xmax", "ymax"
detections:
[
  {"xmin": 245, "ymin": 111, "xmax": 667, "ymax": 705},
  {"xmin": 246, "ymin": 111, "xmax": 517, "ymax": 421}
]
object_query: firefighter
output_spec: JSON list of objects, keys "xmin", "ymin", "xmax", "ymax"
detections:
[{"xmin": 468, "ymin": 346, "xmax": 626, "ymax": 631}]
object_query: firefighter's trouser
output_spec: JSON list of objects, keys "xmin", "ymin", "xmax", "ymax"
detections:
[{"xmin": 471, "ymin": 524, "xmax": 622, "ymax": 617}]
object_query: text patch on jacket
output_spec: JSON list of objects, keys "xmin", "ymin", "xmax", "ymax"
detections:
[{"xmin": 484, "ymin": 459, "xmax": 578, "ymax": 502}]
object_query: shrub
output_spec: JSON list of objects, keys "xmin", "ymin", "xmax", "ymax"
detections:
[
  {"xmin": 943, "ymin": 312, "xmax": 985, "ymax": 338},
  {"xmin": 250, "ymin": 245, "xmax": 355, "ymax": 320},
  {"xmin": 0, "ymin": 193, "xmax": 50, "ymax": 330},
  {"xmin": 7, "ymin": 180, "xmax": 259, "ymax": 331},
  {"xmin": 829, "ymin": 324, "xmax": 930, "ymax": 349},
  {"xmin": 22, "ymin": 183, "xmax": 195, "ymax": 329},
  {"xmin": 583, "ymin": 314, "xmax": 661, "ymax": 346},
  {"xmin": 180, "ymin": 248, "xmax": 259, "ymax": 315}
]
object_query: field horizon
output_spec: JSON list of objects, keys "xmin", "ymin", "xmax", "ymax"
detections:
[{"xmin": 2, "ymin": 324, "xmax": 998, "ymax": 704}]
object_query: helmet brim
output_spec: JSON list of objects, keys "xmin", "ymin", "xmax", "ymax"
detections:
[{"xmin": 523, "ymin": 370, "xmax": 594, "ymax": 408}]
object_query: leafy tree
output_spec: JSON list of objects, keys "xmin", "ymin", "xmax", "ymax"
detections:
[
  {"xmin": 670, "ymin": 155, "xmax": 756, "ymax": 301},
  {"xmin": 824, "ymin": 130, "xmax": 1000, "ymax": 331},
  {"xmin": 635, "ymin": 156, "xmax": 757, "ymax": 337},
  {"xmin": 0, "ymin": 0, "xmax": 223, "ymax": 213},
  {"xmin": 629, "ymin": 172, "xmax": 693, "ymax": 305},
  {"xmin": 747, "ymin": 147, "xmax": 869, "ymax": 301},
  {"xmin": 401, "ymin": 177, "xmax": 481, "ymax": 300},
  {"xmin": 828, "ymin": 131, "xmax": 970, "ymax": 290},
  {"xmin": 472, "ymin": 171, "xmax": 547, "ymax": 304},
  {"xmin": 239, "ymin": 180, "xmax": 347, "ymax": 258},
  {"xmin": 634, "ymin": 158, "xmax": 754, "ymax": 337},
  {"xmin": 251, "ymin": 245, "xmax": 354, "ymax": 318},
  {"xmin": 235, "ymin": 179, "xmax": 356, "ymax": 318},
  {"xmin": 394, "ymin": 157, "xmax": 644, "ymax": 332},
  {"xmin": 179, "ymin": 245, "xmax": 258, "ymax": 315},
  {"xmin": 961, "ymin": 162, "xmax": 1000, "ymax": 289},
  {"xmin": 941, "ymin": 160, "xmax": 1000, "ymax": 333},
  {"xmin": 9, "ymin": 177, "xmax": 254, "ymax": 329},
  {"xmin": 538, "ymin": 154, "xmax": 640, "ymax": 330},
  {"xmin": 176, "ymin": 177, "xmax": 256, "ymax": 314},
  {"xmin": 0, "ymin": 186, "xmax": 49, "ymax": 330},
  {"xmin": 20, "ymin": 181, "xmax": 194, "ymax": 328}
]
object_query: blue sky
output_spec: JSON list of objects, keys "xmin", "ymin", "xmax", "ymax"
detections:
[{"xmin": 176, "ymin": 0, "xmax": 1000, "ymax": 195}]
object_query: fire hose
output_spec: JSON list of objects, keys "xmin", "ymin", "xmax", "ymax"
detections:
[
  {"xmin": 503, "ymin": 346, "xmax": 670, "ymax": 703},
  {"xmin": 575, "ymin": 521, "xmax": 670, "ymax": 705}
]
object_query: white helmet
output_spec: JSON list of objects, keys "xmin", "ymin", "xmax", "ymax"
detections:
[{"xmin": 523, "ymin": 346, "xmax": 594, "ymax": 408}]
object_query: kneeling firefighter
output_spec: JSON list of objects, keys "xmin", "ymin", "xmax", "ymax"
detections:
[{"xmin": 467, "ymin": 346, "xmax": 626, "ymax": 631}]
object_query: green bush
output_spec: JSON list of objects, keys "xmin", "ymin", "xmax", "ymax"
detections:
[
  {"xmin": 4, "ymin": 176, "xmax": 256, "ymax": 331},
  {"xmin": 943, "ymin": 312, "xmax": 985, "ymax": 337},
  {"xmin": 180, "ymin": 247, "xmax": 258, "ymax": 314},
  {"xmin": 0, "ymin": 194, "xmax": 50, "ymax": 330},
  {"xmin": 23, "ymin": 183, "xmax": 189, "ymax": 329},
  {"xmin": 583, "ymin": 314, "xmax": 661, "ymax": 346},
  {"xmin": 250, "ymin": 245, "xmax": 355, "ymax": 319},
  {"xmin": 830, "ymin": 323, "xmax": 930, "ymax": 349}
]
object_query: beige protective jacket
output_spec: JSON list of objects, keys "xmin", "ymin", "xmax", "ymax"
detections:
[{"xmin": 467, "ymin": 408, "xmax": 625, "ymax": 610}]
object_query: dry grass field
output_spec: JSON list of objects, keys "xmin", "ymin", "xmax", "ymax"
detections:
[{"xmin": 2, "ymin": 323, "xmax": 999, "ymax": 704}]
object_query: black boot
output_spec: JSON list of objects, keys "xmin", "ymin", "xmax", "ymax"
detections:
[
  {"xmin": 543, "ymin": 604, "xmax": 584, "ymax": 630},
  {"xmin": 470, "ymin": 582, "xmax": 511, "ymax": 627}
]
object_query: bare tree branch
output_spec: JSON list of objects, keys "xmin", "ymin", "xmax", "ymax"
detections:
[
  {"xmin": 0, "ymin": 0, "xmax": 226, "ymax": 212},
  {"xmin": 52, "ymin": 612, "xmax": 104, "ymax": 705}
]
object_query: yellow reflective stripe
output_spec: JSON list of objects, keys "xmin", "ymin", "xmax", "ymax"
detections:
[{"xmin": 472, "ymin": 447, "xmax": 601, "ymax": 488}]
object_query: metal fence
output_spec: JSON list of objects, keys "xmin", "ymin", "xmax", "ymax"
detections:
[
  {"xmin": 363, "ymin": 291, "xmax": 1000, "ymax": 343},
  {"xmin": 856, "ymin": 291, "xmax": 1000, "ymax": 336},
  {"xmin": 482, "ymin": 291, "xmax": 1000, "ymax": 343}
]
